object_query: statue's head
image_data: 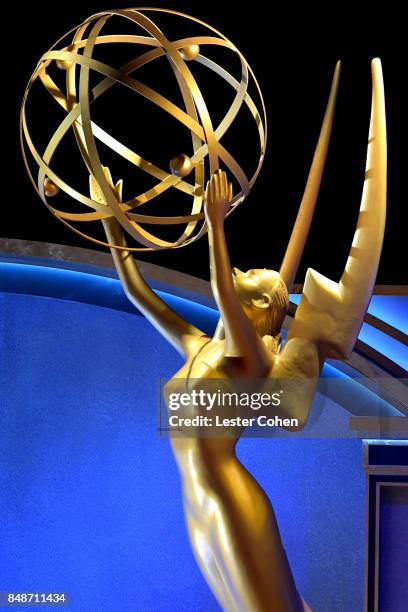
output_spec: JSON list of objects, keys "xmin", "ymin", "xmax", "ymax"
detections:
[{"xmin": 232, "ymin": 269, "xmax": 289, "ymax": 337}]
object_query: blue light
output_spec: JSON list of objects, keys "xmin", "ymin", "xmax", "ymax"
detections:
[
  {"xmin": 0, "ymin": 292, "xmax": 372, "ymax": 611},
  {"xmin": 0, "ymin": 263, "xmax": 405, "ymax": 611},
  {"xmin": 368, "ymin": 295, "xmax": 408, "ymax": 335},
  {"xmin": 359, "ymin": 322, "xmax": 408, "ymax": 371},
  {"xmin": 0, "ymin": 261, "xmax": 219, "ymax": 335},
  {"xmin": 0, "ymin": 262, "xmax": 406, "ymax": 370}
]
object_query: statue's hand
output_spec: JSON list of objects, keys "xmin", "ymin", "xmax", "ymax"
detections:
[
  {"xmin": 89, "ymin": 166, "xmax": 123, "ymax": 206},
  {"xmin": 204, "ymin": 169, "xmax": 233, "ymax": 225}
]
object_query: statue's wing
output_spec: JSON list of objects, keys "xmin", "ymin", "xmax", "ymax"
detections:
[
  {"xmin": 279, "ymin": 61, "xmax": 341, "ymax": 291},
  {"xmin": 285, "ymin": 59, "xmax": 386, "ymax": 361}
]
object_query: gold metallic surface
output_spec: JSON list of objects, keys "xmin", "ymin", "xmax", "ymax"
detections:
[
  {"xmin": 21, "ymin": 10, "xmax": 386, "ymax": 608},
  {"xmin": 20, "ymin": 8, "xmax": 266, "ymax": 251},
  {"xmin": 43, "ymin": 178, "xmax": 60, "ymax": 197},
  {"xmin": 97, "ymin": 60, "xmax": 386, "ymax": 611},
  {"xmin": 169, "ymin": 154, "xmax": 193, "ymax": 177},
  {"xmin": 180, "ymin": 43, "xmax": 201, "ymax": 61},
  {"xmin": 279, "ymin": 61, "xmax": 341, "ymax": 291},
  {"xmin": 55, "ymin": 58, "xmax": 74, "ymax": 70}
]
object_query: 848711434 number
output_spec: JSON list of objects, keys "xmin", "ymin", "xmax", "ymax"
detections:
[{"xmin": 0, "ymin": 592, "xmax": 69, "ymax": 606}]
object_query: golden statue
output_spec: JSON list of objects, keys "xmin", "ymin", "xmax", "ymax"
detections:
[
  {"xmin": 20, "ymin": 9, "xmax": 386, "ymax": 611},
  {"xmin": 90, "ymin": 59, "xmax": 385, "ymax": 611}
]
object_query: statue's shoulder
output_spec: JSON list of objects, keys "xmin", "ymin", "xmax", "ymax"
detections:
[
  {"xmin": 182, "ymin": 333, "xmax": 213, "ymax": 359},
  {"xmin": 167, "ymin": 336, "xmax": 225, "ymax": 381}
]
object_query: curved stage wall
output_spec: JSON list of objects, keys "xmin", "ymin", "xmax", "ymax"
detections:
[{"xmin": 0, "ymin": 242, "xmax": 407, "ymax": 611}]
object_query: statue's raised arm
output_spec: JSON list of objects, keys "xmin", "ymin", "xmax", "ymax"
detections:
[
  {"xmin": 90, "ymin": 167, "xmax": 206, "ymax": 357},
  {"xmin": 205, "ymin": 169, "xmax": 272, "ymax": 376}
]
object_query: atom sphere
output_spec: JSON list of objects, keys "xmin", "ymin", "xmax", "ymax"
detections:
[{"xmin": 21, "ymin": 8, "xmax": 266, "ymax": 251}]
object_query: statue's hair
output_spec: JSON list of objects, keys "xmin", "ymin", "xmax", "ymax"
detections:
[{"xmin": 255, "ymin": 276, "xmax": 289, "ymax": 336}]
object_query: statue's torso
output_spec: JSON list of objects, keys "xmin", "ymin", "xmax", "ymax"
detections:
[
  {"xmin": 170, "ymin": 333, "xmax": 321, "ymax": 381},
  {"xmin": 164, "ymin": 333, "xmax": 321, "ymax": 460}
]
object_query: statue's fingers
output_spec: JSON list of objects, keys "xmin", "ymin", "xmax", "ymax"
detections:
[
  {"xmin": 218, "ymin": 170, "xmax": 225, "ymax": 190},
  {"xmin": 223, "ymin": 172, "xmax": 230, "ymax": 202},
  {"xmin": 220, "ymin": 171, "xmax": 227, "ymax": 201},
  {"xmin": 208, "ymin": 179, "xmax": 214, "ymax": 206},
  {"xmin": 211, "ymin": 178, "xmax": 217, "ymax": 206},
  {"xmin": 214, "ymin": 170, "xmax": 221, "ymax": 204}
]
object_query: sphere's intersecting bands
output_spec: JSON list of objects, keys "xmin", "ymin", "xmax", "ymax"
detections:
[{"xmin": 21, "ymin": 8, "xmax": 266, "ymax": 250}]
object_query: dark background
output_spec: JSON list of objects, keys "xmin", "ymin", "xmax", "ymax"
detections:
[{"xmin": 6, "ymin": 1, "xmax": 406, "ymax": 284}]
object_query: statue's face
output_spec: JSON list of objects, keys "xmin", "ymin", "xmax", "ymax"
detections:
[
  {"xmin": 232, "ymin": 268, "xmax": 288, "ymax": 334},
  {"xmin": 232, "ymin": 268, "xmax": 281, "ymax": 300}
]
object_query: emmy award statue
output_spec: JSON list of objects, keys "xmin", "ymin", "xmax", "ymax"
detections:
[{"xmin": 21, "ymin": 8, "xmax": 386, "ymax": 611}]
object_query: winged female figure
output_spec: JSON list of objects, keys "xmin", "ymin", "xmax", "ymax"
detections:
[{"xmin": 91, "ymin": 59, "xmax": 386, "ymax": 611}]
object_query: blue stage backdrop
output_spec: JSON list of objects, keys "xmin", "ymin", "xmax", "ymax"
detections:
[{"xmin": 0, "ymin": 290, "xmax": 367, "ymax": 611}]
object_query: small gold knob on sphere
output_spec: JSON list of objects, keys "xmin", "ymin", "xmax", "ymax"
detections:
[
  {"xmin": 43, "ymin": 178, "xmax": 60, "ymax": 197},
  {"xmin": 56, "ymin": 46, "xmax": 74, "ymax": 70},
  {"xmin": 56, "ymin": 59, "xmax": 73, "ymax": 70},
  {"xmin": 170, "ymin": 154, "xmax": 193, "ymax": 178},
  {"xmin": 179, "ymin": 44, "xmax": 200, "ymax": 61}
]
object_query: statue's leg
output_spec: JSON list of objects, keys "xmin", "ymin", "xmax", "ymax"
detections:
[
  {"xmin": 185, "ymin": 512, "xmax": 236, "ymax": 609},
  {"xmin": 176, "ymin": 446, "xmax": 306, "ymax": 612}
]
